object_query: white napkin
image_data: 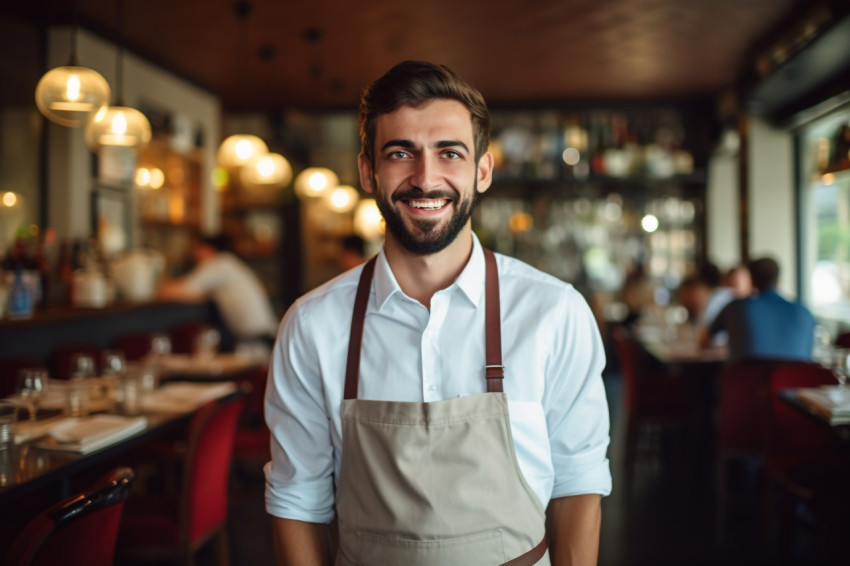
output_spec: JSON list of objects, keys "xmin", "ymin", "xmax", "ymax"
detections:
[
  {"xmin": 37, "ymin": 415, "xmax": 148, "ymax": 453},
  {"xmin": 796, "ymin": 386, "xmax": 850, "ymax": 424},
  {"xmin": 139, "ymin": 381, "xmax": 237, "ymax": 413}
]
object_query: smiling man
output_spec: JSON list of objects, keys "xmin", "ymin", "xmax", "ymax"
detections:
[{"xmin": 265, "ymin": 61, "xmax": 612, "ymax": 566}]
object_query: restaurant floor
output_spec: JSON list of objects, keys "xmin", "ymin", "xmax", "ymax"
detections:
[{"xmin": 203, "ymin": 370, "xmax": 823, "ymax": 566}]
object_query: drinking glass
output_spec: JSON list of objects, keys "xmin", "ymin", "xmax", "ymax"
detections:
[
  {"xmin": 194, "ymin": 328, "xmax": 220, "ymax": 360},
  {"xmin": 151, "ymin": 333, "xmax": 172, "ymax": 357},
  {"xmin": 103, "ymin": 351, "xmax": 126, "ymax": 376},
  {"xmin": 72, "ymin": 354, "xmax": 96, "ymax": 378},
  {"xmin": 0, "ymin": 400, "xmax": 18, "ymax": 451},
  {"xmin": 16, "ymin": 368, "xmax": 47, "ymax": 422},
  {"xmin": 831, "ymin": 347, "xmax": 850, "ymax": 387}
]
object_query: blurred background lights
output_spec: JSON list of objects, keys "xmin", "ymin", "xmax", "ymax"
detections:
[
  {"xmin": 562, "ymin": 147, "xmax": 581, "ymax": 166},
  {"xmin": 324, "ymin": 185, "xmax": 359, "ymax": 213},
  {"xmin": 294, "ymin": 167, "xmax": 339, "ymax": 199},
  {"xmin": 641, "ymin": 214, "xmax": 660, "ymax": 233},
  {"xmin": 2, "ymin": 191, "xmax": 18, "ymax": 207},
  {"xmin": 354, "ymin": 198, "xmax": 384, "ymax": 240}
]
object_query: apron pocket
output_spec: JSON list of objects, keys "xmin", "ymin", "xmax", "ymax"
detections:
[{"xmin": 354, "ymin": 529, "xmax": 505, "ymax": 566}]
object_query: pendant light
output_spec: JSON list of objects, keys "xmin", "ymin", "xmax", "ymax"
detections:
[
  {"xmin": 240, "ymin": 152, "xmax": 292, "ymax": 190},
  {"xmin": 294, "ymin": 167, "xmax": 338, "ymax": 199},
  {"xmin": 84, "ymin": 0, "xmax": 151, "ymax": 152},
  {"xmin": 216, "ymin": 2, "xmax": 270, "ymax": 171},
  {"xmin": 34, "ymin": 1, "xmax": 110, "ymax": 127},
  {"xmin": 323, "ymin": 185, "xmax": 359, "ymax": 213},
  {"xmin": 217, "ymin": 134, "xmax": 268, "ymax": 169}
]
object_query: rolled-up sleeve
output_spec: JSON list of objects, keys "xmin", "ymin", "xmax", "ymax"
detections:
[
  {"xmin": 544, "ymin": 289, "xmax": 612, "ymax": 498},
  {"xmin": 264, "ymin": 303, "xmax": 337, "ymax": 523}
]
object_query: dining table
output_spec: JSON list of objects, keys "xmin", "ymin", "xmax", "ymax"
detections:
[
  {"xmin": 0, "ymin": 377, "xmax": 242, "ymax": 508},
  {"xmin": 778, "ymin": 386, "xmax": 850, "ymax": 442}
]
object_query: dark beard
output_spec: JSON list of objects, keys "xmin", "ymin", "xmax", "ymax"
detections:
[{"xmin": 376, "ymin": 182, "xmax": 478, "ymax": 255}]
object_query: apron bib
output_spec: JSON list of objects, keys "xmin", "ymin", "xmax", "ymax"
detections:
[{"xmin": 334, "ymin": 249, "xmax": 549, "ymax": 566}]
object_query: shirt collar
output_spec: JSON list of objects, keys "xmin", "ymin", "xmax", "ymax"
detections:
[{"xmin": 372, "ymin": 232, "xmax": 486, "ymax": 311}]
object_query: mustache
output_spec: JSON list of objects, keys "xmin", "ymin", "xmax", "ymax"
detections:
[{"xmin": 391, "ymin": 188, "xmax": 456, "ymax": 203}]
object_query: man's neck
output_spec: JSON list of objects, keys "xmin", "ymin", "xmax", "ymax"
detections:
[{"xmin": 383, "ymin": 226, "xmax": 474, "ymax": 309}]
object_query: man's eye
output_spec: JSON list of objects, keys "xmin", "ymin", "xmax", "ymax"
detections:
[
  {"xmin": 443, "ymin": 150, "xmax": 462, "ymax": 159},
  {"xmin": 387, "ymin": 151, "xmax": 409, "ymax": 159}
]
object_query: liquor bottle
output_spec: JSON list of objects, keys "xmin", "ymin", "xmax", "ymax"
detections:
[{"xmin": 8, "ymin": 266, "xmax": 33, "ymax": 319}]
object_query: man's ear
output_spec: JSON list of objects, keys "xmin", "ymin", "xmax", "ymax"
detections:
[
  {"xmin": 476, "ymin": 151, "xmax": 494, "ymax": 195},
  {"xmin": 358, "ymin": 153, "xmax": 375, "ymax": 194}
]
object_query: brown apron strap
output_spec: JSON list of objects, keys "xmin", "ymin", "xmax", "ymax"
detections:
[
  {"xmin": 344, "ymin": 256, "xmax": 377, "ymax": 400},
  {"xmin": 344, "ymin": 249, "xmax": 503, "ymax": 399},
  {"xmin": 483, "ymin": 247, "xmax": 504, "ymax": 392},
  {"xmin": 499, "ymin": 536, "xmax": 548, "ymax": 566}
]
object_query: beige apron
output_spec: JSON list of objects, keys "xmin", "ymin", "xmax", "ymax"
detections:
[{"xmin": 335, "ymin": 249, "xmax": 549, "ymax": 566}]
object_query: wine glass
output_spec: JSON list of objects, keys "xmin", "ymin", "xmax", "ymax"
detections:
[
  {"xmin": 151, "ymin": 333, "xmax": 172, "ymax": 357},
  {"xmin": 194, "ymin": 328, "xmax": 220, "ymax": 360},
  {"xmin": 831, "ymin": 347, "xmax": 850, "ymax": 388},
  {"xmin": 17, "ymin": 368, "xmax": 47, "ymax": 422}
]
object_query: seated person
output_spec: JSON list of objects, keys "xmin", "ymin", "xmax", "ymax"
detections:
[
  {"xmin": 703, "ymin": 257, "xmax": 814, "ymax": 361},
  {"xmin": 158, "ymin": 232, "xmax": 279, "ymax": 358}
]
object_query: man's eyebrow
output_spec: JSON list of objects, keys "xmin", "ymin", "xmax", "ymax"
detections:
[
  {"xmin": 436, "ymin": 140, "xmax": 469, "ymax": 152},
  {"xmin": 379, "ymin": 139, "xmax": 470, "ymax": 153},
  {"xmin": 380, "ymin": 139, "xmax": 414, "ymax": 152}
]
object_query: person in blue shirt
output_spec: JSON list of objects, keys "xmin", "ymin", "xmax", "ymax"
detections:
[{"xmin": 704, "ymin": 257, "xmax": 815, "ymax": 361}]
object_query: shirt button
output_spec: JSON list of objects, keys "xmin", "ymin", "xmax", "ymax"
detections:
[{"xmin": 429, "ymin": 384, "xmax": 437, "ymax": 392}]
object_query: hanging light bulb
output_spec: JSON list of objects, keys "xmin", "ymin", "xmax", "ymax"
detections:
[
  {"xmin": 85, "ymin": 105, "xmax": 152, "ymax": 151},
  {"xmin": 82, "ymin": 0, "xmax": 152, "ymax": 152},
  {"xmin": 217, "ymin": 134, "xmax": 269, "ymax": 169},
  {"xmin": 294, "ymin": 167, "xmax": 338, "ymax": 199},
  {"xmin": 323, "ymin": 185, "xmax": 360, "ymax": 213},
  {"xmin": 240, "ymin": 152, "xmax": 292, "ymax": 190},
  {"xmin": 35, "ymin": 66, "xmax": 111, "ymax": 127}
]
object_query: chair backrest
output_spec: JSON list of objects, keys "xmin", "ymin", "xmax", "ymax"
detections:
[
  {"xmin": 4, "ymin": 467, "xmax": 134, "ymax": 566},
  {"xmin": 50, "ymin": 344, "xmax": 105, "ymax": 380},
  {"xmin": 716, "ymin": 358, "xmax": 784, "ymax": 455},
  {"xmin": 0, "ymin": 358, "xmax": 47, "ymax": 398},
  {"xmin": 767, "ymin": 362, "xmax": 838, "ymax": 456},
  {"xmin": 181, "ymin": 394, "xmax": 245, "ymax": 545},
  {"xmin": 112, "ymin": 332, "xmax": 156, "ymax": 362},
  {"xmin": 169, "ymin": 322, "xmax": 216, "ymax": 355},
  {"xmin": 610, "ymin": 325, "xmax": 672, "ymax": 414}
]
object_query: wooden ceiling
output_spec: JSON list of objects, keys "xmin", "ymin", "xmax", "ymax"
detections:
[{"xmin": 10, "ymin": 0, "xmax": 800, "ymax": 112}]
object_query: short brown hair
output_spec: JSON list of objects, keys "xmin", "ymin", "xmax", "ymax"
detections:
[
  {"xmin": 748, "ymin": 257, "xmax": 780, "ymax": 292},
  {"xmin": 359, "ymin": 60, "xmax": 490, "ymax": 166}
]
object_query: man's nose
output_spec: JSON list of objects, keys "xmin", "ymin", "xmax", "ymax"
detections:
[{"xmin": 409, "ymin": 154, "xmax": 440, "ymax": 191}]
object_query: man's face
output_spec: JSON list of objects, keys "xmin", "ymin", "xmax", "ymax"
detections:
[{"xmin": 359, "ymin": 99, "xmax": 492, "ymax": 255}]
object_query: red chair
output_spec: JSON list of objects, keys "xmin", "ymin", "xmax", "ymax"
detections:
[
  {"xmin": 762, "ymin": 362, "xmax": 849, "ymax": 561},
  {"xmin": 713, "ymin": 358, "xmax": 783, "ymax": 545},
  {"xmin": 610, "ymin": 325, "xmax": 690, "ymax": 491},
  {"xmin": 0, "ymin": 358, "xmax": 47, "ymax": 398},
  {"xmin": 49, "ymin": 343, "xmax": 106, "ymax": 380},
  {"xmin": 113, "ymin": 332, "xmax": 158, "ymax": 362},
  {"xmin": 169, "ymin": 322, "xmax": 217, "ymax": 356},
  {"xmin": 233, "ymin": 364, "xmax": 271, "ymax": 464},
  {"xmin": 117, "ymin": 393, "xmax": 246, "ymax": 566},
  {"xmin": 4, "ymin": 467, "xmax": 134, "ymax": 566}
]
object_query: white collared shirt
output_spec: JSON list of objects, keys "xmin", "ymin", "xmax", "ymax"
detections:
[{"xmin": 264, "ymin": 235, "xmax": 612, "ymax": 523}]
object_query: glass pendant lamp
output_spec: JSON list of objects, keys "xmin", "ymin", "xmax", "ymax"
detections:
[
  {"xmin": 84, "ymin": 0, "xmax": 151, "ymax": 152},
  {"xmin": 294, "ymin": 167, "xmax": 339, "ymax": 199},
  {"xmin": 217, "ymin": 134, "xmax": 269, "ymax": 169},
  {"xmin": 240, "ymin": 152, "xmax": 292, "ymax": 190},
  {"xmin": 34, "ymin": 3, "xmax": 110, "ymax": 127},
  {"xmin": 323, "ymin": 185, "xmax": 359, "ymax": 213}
]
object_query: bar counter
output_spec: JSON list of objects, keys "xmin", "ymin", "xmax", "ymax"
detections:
[{"xmin": 0, "ymin": 300, "xmax": 226, "ymax": 362}]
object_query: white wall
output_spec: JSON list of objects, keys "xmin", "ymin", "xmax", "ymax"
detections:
[
  {"xmin": 45, "ymin": 27, "xmax": 221, "ymax": 240},
  {"xmin": 705, "ymin": 152, "xmax": 741, "ymax": 271},
  {"xmin": 747, "ymin": 116, "xmax": 797, "ymax": 297}
]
